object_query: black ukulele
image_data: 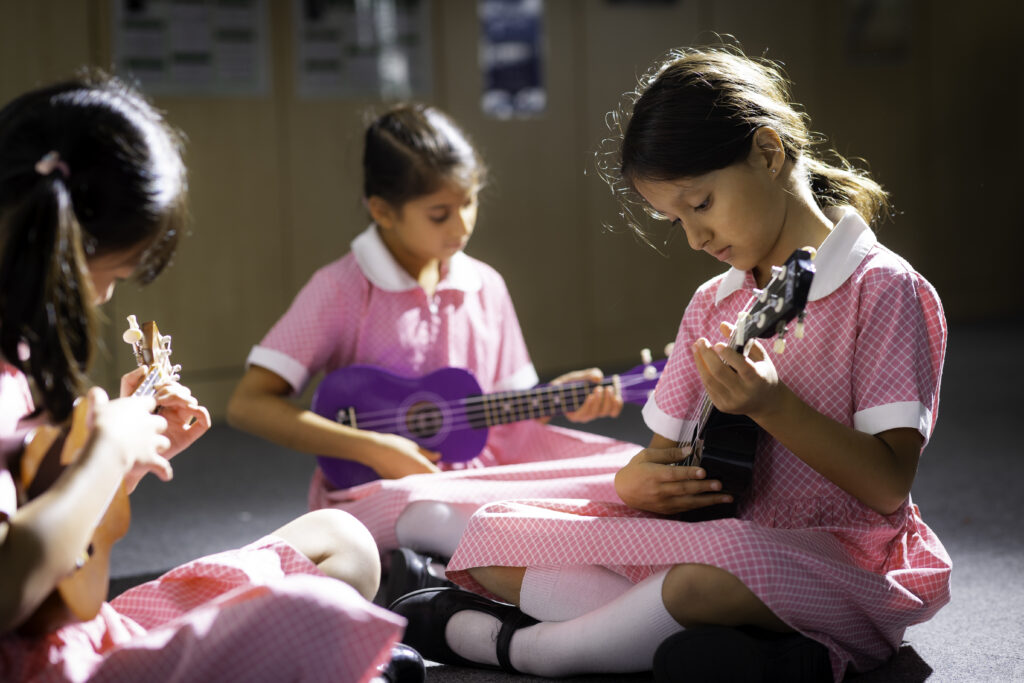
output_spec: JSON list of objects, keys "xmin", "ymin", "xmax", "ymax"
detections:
[{"xmin": 675, "ymin": 247, "xmax": 816, "ymax": 521}]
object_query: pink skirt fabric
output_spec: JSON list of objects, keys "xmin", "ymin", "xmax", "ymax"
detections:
[
  {"xmin": 0, "ymin": 536, "xmax": 404, "ymax": 682},
  {"xmin": 446, "ymin": 497, "xmax": 950, "ymax": 681},
  {"xmin": 310, "ymin": 421, "xmax": 641, "ymax": 551}
]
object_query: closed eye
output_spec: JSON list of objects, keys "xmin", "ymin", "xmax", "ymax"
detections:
[{"xmin": 694, "ymin": 196, "xmax": 711, "ymax": 212}]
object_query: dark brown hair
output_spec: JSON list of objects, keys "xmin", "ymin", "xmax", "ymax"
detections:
[
  {"xmin": 598, "ymin": 45, "xmax": 889, "ymax": 245},
  {"xmin": 363, "ymin": 103, "xmax": 485, "ymax": 210},
  {"xmin": 0, "ymin": 73, "xmax": 187, "ymax": 420}
]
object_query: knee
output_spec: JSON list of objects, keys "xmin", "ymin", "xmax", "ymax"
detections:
[
  {"xmin": 661, "ymin": 564, "xmax": 747, "ymax": 627},
  {"xmin": 299, "ymin": 509, "xmax": 382, "ymax": 600}
]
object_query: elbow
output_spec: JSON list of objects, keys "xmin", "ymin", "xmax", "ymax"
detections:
[{"xmin": 225, "ymin": 391, "xmax": 246, "ymax": 430}]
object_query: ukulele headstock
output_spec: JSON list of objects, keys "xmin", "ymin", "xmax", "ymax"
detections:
[
  {"xmin": 734, "ymin": 247, "xmax": 816, "ymax": 353},
  {"xmin": 123, "ymin": 315, "xmax": 180, "ymax": 388}
]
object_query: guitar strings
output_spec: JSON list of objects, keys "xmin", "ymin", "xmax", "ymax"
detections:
[{"xmin": 325, "ymin": 371, "xmax": 660, "ymax": 434}]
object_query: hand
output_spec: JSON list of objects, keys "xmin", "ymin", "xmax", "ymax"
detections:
[
  {"xmin": 550, "ymin": 368, "xmax": 623, "ymax": 423},
  {"xmin": 86, "ymin": 387, "xmax": 173, "ymax": 488},
  {"xmin": 692, "ymin": 322, "xmax": 782, "ymax": 420},
  {"xmin": 368, "ymin": 432, "xmax": 442, "ymax": 479},
  {"xmin": 613, "ymin": 446, "xmax": 732, "ymax": 515},
  {"xmin": 120, "ymin": 368, "xmax": 212, "ymax": 462}
]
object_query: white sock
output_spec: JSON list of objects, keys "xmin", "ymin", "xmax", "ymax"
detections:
[
  {"xmin": 394, "ymin": 500, "xmax": 478, "ymax": 557},
  {"xmin": 445, "ymin": 569, "xmax": 682, "ymax": 677},
  {"xmin": 519, "ymin": 564, "xmax": 634, "ymax": 622}
]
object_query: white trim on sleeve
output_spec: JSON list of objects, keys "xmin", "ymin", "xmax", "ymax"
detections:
[
  {"xmin": 246, "ymin": 346, "xmax": 310, "ymax": 396},
  {"xmin": 642, "ymin": 398, "xmax": 697, "ymax": 443},
  {"xmin": 853, "ymin": 400, "xmax": 932, "ymax": 441},
  {"xmin": 494, "ymin": 363, "xmax": 540, "ymax": 392}
]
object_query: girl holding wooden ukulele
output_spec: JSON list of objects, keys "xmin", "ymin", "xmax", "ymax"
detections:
[{"xmin": 0, "ymin": 75, "xmax": 416, "ymax": 682}]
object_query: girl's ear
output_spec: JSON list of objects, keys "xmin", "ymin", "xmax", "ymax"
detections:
[
  {"xmin": 366, "ymin": 195, "xmax": 396, "ymax": 229},
  {"xmin": 751, "ymin": 127, "xmax": 786, "ymax": 177}
]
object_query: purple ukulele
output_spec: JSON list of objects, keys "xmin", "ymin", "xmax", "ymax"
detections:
[{"xmin": 313, "ymin": 352, "xmax": 666, "ymax": 489}]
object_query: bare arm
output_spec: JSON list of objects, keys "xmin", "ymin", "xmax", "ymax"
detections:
[
  {"xmin": 0, "ymin": 392, "xmax": 169, "ymax": 633},
  {"xmin": 226, "ymin": 366, "xmax": 440, "ymax": 479}
]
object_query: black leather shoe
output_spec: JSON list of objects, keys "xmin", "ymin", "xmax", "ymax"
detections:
[
  {"xmin": 389, "ymin": 587, "xmax": 538, "ymax": 673},
  {"xmin": 385, "ymin": 547, "xmax": 456, "ymax": 606},
  {"xmin": 654, "ymin": 625, "xmax": 832, "ymax": 683},
  {"xmin": 377, "ymin": 643, "xmax": 426, "ymax": 683}
]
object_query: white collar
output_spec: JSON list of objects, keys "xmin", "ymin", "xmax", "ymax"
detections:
[
  {"xmin": 351, "ymin": 224, "xmax": 482, "ymax": 293},
  {"xmin": 715, "ymin": 207, "xmax": 876, "ymax": 303}
]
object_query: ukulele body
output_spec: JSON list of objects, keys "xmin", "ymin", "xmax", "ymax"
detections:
[
  {"xmin": 674, "ymin": 410, "xmax": 758, "ymax": 522},
  {"xmin": 314, "ymin": 365, "xmax": 489, "ymax": 490}
]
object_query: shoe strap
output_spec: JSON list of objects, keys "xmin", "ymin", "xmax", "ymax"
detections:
[{"xmin": 495, "ymin": 610, "xmax": 538, "ymax": 673}]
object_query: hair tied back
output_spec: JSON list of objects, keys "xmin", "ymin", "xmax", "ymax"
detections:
[{"xmin": 35, "ymin": 150, "xmax": 70, "ymax": 179}]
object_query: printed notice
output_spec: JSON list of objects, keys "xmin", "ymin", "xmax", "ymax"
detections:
[
  {"xmin": 113, "ymin": 0, "xmax": 269, "ymax": 96},
  {"xmin": 479, "ymin": 0, "xmax": 546, "ymax": 118},
  {"xmin": 295, "ymin": 0, "xmax": 432, "ymax": 99}
]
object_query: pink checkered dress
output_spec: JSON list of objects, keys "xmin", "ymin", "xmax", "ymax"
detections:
[
  {"xmin": 446, "ymin": 210, "xmax": 952, "ymax": 681},
  {"xmin": 0, "ymin": 364, "xmax": 404, "ymax": 683},
  {"xmin": 249, "ymin": 225, "xmax": 641, "ymax": 546}
]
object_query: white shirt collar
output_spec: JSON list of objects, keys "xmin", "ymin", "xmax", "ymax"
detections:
[
  {"xmin": 351, "ymin": 224, "xmax": 482, "ymax": 293},
  {"xmin": 715, "ymin": 207, "xmax": 876, "ymax": 303}
]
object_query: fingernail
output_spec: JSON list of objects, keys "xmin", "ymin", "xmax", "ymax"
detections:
[
  {"xmin": 710, "ymin": 481, "xmax": 721, "ymax": 490},
  {"xmin": 695, "ymin": 468, "xmax": 705, "ymax": 478}
]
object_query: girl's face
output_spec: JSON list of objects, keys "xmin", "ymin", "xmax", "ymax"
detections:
[
  {"xmin": 87, "ymin": 248, "xmax": 142, "ymax": 304},
  {"xmin": 633, "ymin": 145, "xmax": 790, "ymax": 282},
  {"xmin": 375, "ymin": 180, "xmax": 479, "ymax": 274}
]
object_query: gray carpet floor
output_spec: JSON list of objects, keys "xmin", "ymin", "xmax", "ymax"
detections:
[{"xmin": 110, "ymin": 321, "xmax": 1024, "ymax": 682}]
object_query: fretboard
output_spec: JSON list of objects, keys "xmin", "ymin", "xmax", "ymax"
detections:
[{"xmin": 466, "ymin": 379, "xmax": 611, "ymax": 428}]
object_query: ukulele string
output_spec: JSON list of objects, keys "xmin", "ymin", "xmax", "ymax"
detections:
[{"xmin": 331, "ymin": 372, "xmax": 660, "ymax": 433}]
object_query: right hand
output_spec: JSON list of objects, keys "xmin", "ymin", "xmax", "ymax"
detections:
[
  {"xmin": 86, "ymin": 387, "xmax": 173, "ymax": 485},
  {"xmin": 368, "ymin": 432, "xmax": 441, "ymax": 479},
  {"xmin": 614, "ymin": 446, "xmax": 732, "ymax": 515}
]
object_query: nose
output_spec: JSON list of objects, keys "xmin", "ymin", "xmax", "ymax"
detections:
[
  {"xmin": 453, "ymin": 206, "xmax": 474, "ymax": 238},
  {"xmin": 682, "ymin": 220, "xmax": 710, "ymax": 252}
]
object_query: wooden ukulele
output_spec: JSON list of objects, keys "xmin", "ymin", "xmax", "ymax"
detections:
[
  {"xmin": 313, "ymin": 351, "xmax": 666, "ymax": 489},
  {"xmin": 674, "ymin": 247, "xmax": 816, "ymax": 521},
  {"xmin": 18, "ymin": 316, "xmax": 179, "ymax": 631}
]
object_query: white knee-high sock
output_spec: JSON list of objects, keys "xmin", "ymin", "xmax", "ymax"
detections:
[
  {"xmin": 519, "ymin": 564, "xmax": 634, "ymax": 622},
  {"xmin": 394, "ymin": 500, "xmax": 478, "ymax": 557},
  {"xmin": 446, "ymin": 569, "xmax": 682, "ymax": 677}
]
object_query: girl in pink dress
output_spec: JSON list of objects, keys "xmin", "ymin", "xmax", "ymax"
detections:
[
  {"xmin": 391, "ymin": 46, "xmax": 951, "ymax": 682},
  {"xmin": 227, "ymin": 104, "xmax": 633, "ymax": 598},
  {"xmin": 0, "ymin": 76, "xmax": 410, "ymax": 683}
]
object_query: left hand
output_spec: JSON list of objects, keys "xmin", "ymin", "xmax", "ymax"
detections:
[
  {"xmin": 549, "ymin": 367, "xmax": 623, "ymax": 423},
  {"xmin": 692, "ymin": 322, "xmax": 782, "ymax": 420},
  {"xmin": 120, "ymin": 367, "xmax": 212, "ymax": 464}
]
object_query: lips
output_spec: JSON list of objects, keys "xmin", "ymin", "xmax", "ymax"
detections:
[{"xmin": 711, "ymin": 246, "xmax": 731, "ymax": 261}]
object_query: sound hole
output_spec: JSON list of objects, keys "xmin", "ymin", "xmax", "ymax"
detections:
[{"xmin": 405, "ymin": 401, "xmax": 444, "ymax": 439}]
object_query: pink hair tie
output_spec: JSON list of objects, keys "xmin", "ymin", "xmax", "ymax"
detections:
[{"xmin": 35, "ymin": 151, "xmax": 70, "ymax": 179}]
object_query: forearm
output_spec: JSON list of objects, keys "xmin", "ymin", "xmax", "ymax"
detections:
[
  {"xmin": 750, "ymin": 385, "xmax": 919, "ymax": 515},
  {"xmin": 0, "ymin": 433, "xmax": 124, "ymax": 632},
  {"xmin": 226, "ymin": 391, "xmax": 390, "ymax": 468}
]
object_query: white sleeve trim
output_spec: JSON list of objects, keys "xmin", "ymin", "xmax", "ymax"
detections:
[
  {"xmin": 853, "ymin": 400, "xmax": 932, "ymax": 440},
  {"xmin": 494, "ymin": 363, "xmax": 540, "ymax": 392},
  {"xmin": 642, "ymin": 398, "xmax": 697, "ymax": 443},
  {"xmin": 246, "ymin": 346, "xmax": 310, "ymax": 396}
]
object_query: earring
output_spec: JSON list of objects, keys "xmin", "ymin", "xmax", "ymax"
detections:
[{"xmin": 770, "ymin": 168, "xmax": 777, "ymax": 175}]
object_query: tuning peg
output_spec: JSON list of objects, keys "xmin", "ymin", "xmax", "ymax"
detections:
[
  {"xmin": 753, "ymin": 288, "xmax": 767, "ymax": 303},
  {"xmin": 123, "ymin": 315, "xmax": 143, "ymax": 344},
  {"xmin": 770, "ymin": 265, "xmax": 786, "ymax": 281},
  {"xmin": 803, "ymin": 246, "xmax": 818, "ymax": 261},
  {"xmin": 773, "ymin": 324, "xmax": 788, "ymax": 354},
  {"xmin": 640, "ymin": 347, "xmax": 652, "ymax": 365},
  {"xmin": 663, "ymin": 342, "xmax": 675, "ymax": 357},
  {"xmin": 795, "ymin": 311, "xmax": 807, "ymax": 339}
]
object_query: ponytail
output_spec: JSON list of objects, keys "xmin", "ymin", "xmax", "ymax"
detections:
[{"xmin": 0, "ymin": 170, "xmax": 95, "ymax": 421}]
